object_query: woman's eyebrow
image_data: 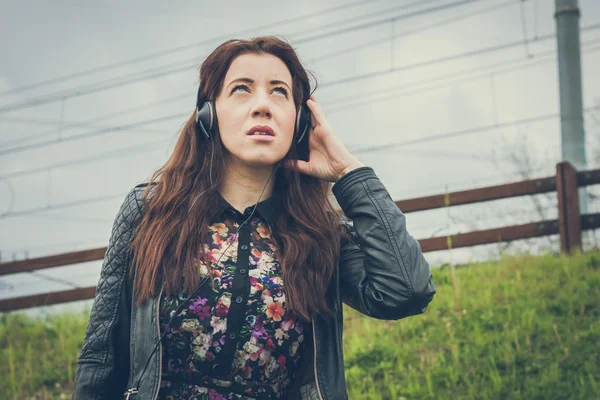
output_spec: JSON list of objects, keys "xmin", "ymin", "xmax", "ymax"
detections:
[
  {"xmin": 270, "ymin": 80, "xmax": 291, "ymax": 90},
  {"xmin": 227, "ymin": 77, "xmax": 291, "ymax": 90}
]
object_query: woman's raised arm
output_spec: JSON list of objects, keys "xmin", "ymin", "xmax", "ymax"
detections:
[{"xmin": 333, "ymin": 166, "xmax": 436, "ymax": 320}]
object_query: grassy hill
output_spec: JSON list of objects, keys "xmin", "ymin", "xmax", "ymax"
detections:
[{"xmin": 1, "ymin": 250, "xmax": 598, "ymax": 399}]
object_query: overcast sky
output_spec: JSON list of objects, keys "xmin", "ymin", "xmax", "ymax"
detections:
[{"xmin": 1, "ymin": 0, "xmax": 600, "ymax": 313}]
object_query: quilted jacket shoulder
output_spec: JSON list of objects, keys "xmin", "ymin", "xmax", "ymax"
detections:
[
  {"xmin": 78, "ymin": 185, "xmax": 145, "ymax": 360},
  {"xmin": 73, "ymin": 185, "xmax": 148, "ymax": 399}
]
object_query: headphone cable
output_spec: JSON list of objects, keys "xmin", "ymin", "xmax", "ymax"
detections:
[{"xmin": 131, "ymin": 144, "xmax": 281, "ymax": 394}]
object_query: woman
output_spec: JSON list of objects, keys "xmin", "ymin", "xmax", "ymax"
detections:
[{"xmin": 73, "ymin": 36, "xmax": 436, "ymax": 400}]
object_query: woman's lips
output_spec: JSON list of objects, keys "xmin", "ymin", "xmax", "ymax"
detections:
[
  {"xmin": 248, "ymin": 134, "xmax": 275, "ymax": 142},
  {"xmin": 247, "ymin": 125, "xmax": 275, "ymax": 136}
]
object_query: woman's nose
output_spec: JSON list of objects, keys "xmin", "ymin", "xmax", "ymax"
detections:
[{"xmin": 251, "ymin": 95, "xmax": 272, "ymax": 119}]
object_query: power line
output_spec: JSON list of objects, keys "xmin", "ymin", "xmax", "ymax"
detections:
[
  {"xmin": 0, "ymin": 0, "xmax": 485, "ymax": 115},
  {"xmin": 352, "ymin": 108, "xmax": 596, "ymax": 154},
  {"xmin": 3, "ymin": 238, "xmax": 108, "ymax": 254},
  {"xmin": 31, "ymin": 213, "xmax": 111, "ymax": 224},
  {"xmin": 400, "ymin": 166, "xmax": 551, "ymax": 198},
  {"xmin": 26, "ymin": 270, "xmax": 81, "ymax": 289},
  {"xmin": 0, "ymin": 177, "xmax": 16, "ymax": 217},
  {"xmin": 0, "ymin": 116, "xmax": 101, "ymax": 127},
  {"xmin": 2, "ymin": 130, "xmax": 487, "ymax": 182},
  {"xmin": 305, "ymin": 0, "xmax": 516, "ymax": 65},
  {"xmin": 3, "ymin": 1, "xmax": 509, "ymax": 151},
  {"xmin": 2, "ymin": 124, "xmax": 166, "ymax": 149},
  {"xmin": 292, "ymin": 0, "xmax": 484, "ymax": 45},
  {"xmin": 382, "ymin": 147, "xmax": 489, "ymax": 161},
  {"xmin": 8, "ymin": 34, "xmax": 600, "ymax": 160},
  {"xmin": 4, "ymin": 37, "xmax": 599, "ymax": 174},
  {"xmin": 534, "ymin": 0, "xmax": 539, "ymax": 39},
  {"xmin": 0, "ymin": 0, "xmax": 387, "ymax": 98},
  {"xmin": 412, "ymin": 204, "xmax": 558, "ymax": 234},
  {"xmin": 7, "ymin": 12, "xmax": 587, "ymax": 124},
  {"xmin": 0, "ymin": 63, "xmax": 195, "ymax": 115},
  {"xmin": 327, "ymin": 47, "xmax": 559, "ymax": 106},
  {"xmin": 0, "ymin": 0, "xmax": 437, "ymax": 106},
  {"xmin": 0, "ymin": 111, "xmax": 189, "ymax": 156},
  {"xmin": 327, "ymin": 41, "xmax": 600, "ymax": 112},
  {"xmin": 4, "ymin": 31, "xmax": 594, "ymax": 158},
  {"xmin": 2, "ymin": 108, "xmax": 593, "ymax": 220},
  {"xmin": 319, "ymin": 23, "xmax": 600, "ymax": 89},
  {"xmin": 9, "ymin": 49, "xmax": 545, "ymax": 156},
  {"xmin": 2, "ymin": 92, "xmax": 189, "ymax": 148},
  {"xmin": 279, "ymin": 0, "xmax": 445, "ymax": 44},
  {"xmin": 519, "ymin": 0, "xmax": 532, "ymax": 58},
  {"xmin": 0, "ymin": 193, "xmax": 124, "ymax": 220},
  {"xmin": 2, "ymin": 138, "xmax": 170, "ymax": 179}
]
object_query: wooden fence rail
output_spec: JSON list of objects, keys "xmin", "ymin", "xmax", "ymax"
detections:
[{"xmin": 1, "ymin": 161, "xmax": 597, "ymax": 312}]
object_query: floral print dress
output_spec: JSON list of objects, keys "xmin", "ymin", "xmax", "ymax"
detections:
[{"xmin": 157, "ymin": 199, "xmax": 308, "ymax": 400}]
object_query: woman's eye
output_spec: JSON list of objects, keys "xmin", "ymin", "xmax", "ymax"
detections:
[
  {"xmin": 232, "ymin": 84, "xmax": 249, "ymax": 93},
  {"xmin": 230, "ymin": 84, "xmax": 288, "ymax": 97},
  {"xmin": 273, "ymin": 86, "xmax": 287, "ymax": 97}
]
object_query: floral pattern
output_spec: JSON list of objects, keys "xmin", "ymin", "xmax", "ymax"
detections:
[{"xmin": 158, "ymin": 210, "xmax": 307, "ymax": 400}]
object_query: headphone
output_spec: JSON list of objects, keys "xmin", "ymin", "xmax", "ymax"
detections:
[{"xmin": 195, "ymin": 87, "xmax": 312, "ymax": 161}]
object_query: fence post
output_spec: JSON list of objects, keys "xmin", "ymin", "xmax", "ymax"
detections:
[{"xmin": 556, "ymin": 161, "xmax": 581, "ymax": 253}]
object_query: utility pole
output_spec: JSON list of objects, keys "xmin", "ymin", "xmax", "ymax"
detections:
[{"xmin": 555, "ymin": 0, "xmax": 587, "ymax": 214}]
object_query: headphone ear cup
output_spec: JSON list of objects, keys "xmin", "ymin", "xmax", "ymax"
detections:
[
  {"xmin": 196, "ymin": 101, "xmax": 215, "ymax": 140},
  {"xmin": 294, "ymin": 104, "xmax": 312, "ymax": 162},
  {"xmin": 295, "ymin": 104, "xmax": 311, "ymax": 143}
]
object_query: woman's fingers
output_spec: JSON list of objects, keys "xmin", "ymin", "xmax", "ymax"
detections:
[
  {"xmin": 307, "ymin": 96, "xmax": 327, "ymax": 127},
  {"xmin": 284, "ymin": 159, "xmax": 310, "ymax": 174}
]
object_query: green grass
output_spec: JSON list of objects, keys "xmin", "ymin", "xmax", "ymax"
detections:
[
  {"xmin": 1, "ymin": 250, "xmax": 599, "ymax": 399},
  {"xmin": 343, "ymin": 250, "xmax": 600, "ymax": 399},
  {"xmin": 0, "ymin": 309, "xmax": 89, "ymax": 399}
]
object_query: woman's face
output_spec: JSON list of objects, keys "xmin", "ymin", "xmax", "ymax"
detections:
[{"xmin": 215, "ymin": 53, "xmax": 297, "ymax": 169}]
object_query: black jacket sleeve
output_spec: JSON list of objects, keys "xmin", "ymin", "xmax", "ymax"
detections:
[
  {"xmin": 332, "ymin": 166, "xmax": 436, "ymax": 320},
  {"xmin": 72, "ymin": 187, "xmax": 144, "ymax": 400}
]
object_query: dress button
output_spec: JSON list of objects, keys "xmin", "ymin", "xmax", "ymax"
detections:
[
  {"xmin": 240, "ymin": 245, "xmax": 248, "ymax": 251},
  {"xmin": 229, "ymin": 332, "xmax": 236, "ymax": 339},
  {"xmin": 239, "ymin": 269, "xmax": 247, "ymax": 274},
  {"xmin": 236, "ymin": 296, "xmax": 243, "ymax": 304}
]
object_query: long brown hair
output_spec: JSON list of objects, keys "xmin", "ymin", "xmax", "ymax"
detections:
[{"xmin": 130, "ymin": 36, "xmax": 345, "ymax": 321}]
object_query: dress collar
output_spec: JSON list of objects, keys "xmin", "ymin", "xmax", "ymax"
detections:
[{"xmin": 214, "ymin": 191, "xmax": 280, "ymax": 225}]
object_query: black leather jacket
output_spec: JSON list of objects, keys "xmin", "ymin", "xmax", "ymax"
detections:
[{"xmin": 72, "ymin": 166, "xmax": 436, "ymax": 400}]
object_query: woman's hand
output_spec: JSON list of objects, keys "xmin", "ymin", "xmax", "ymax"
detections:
[{"xmin": 283, "ymin": 95, "xmax": 365, "ymax": 182}]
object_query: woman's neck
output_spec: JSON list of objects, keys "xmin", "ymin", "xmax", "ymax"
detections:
[{"xmin": 218, "ymin": 161, "xmax": 276, "ymax": 214}]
